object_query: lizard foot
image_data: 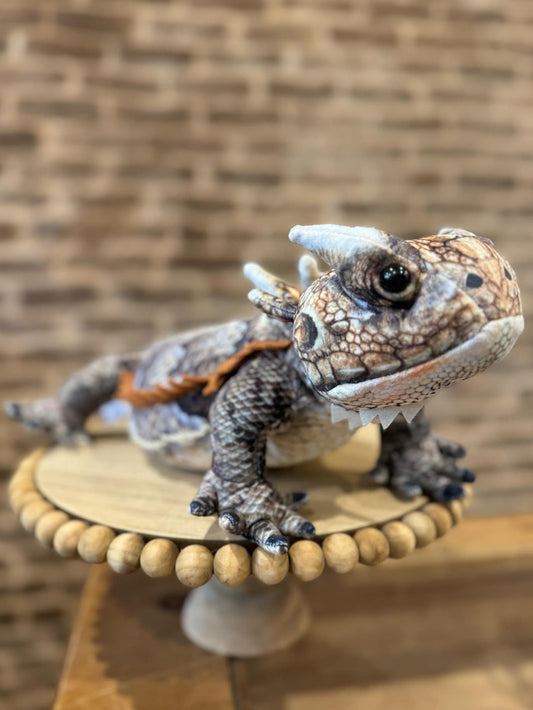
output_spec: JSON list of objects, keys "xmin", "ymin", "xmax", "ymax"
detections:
[
  {"xmin": 190, "ymin": 470, "xmax": 315, "ymax": 554},
  {"xmin": 370, "ymin": 414, "xmax": 475, "ymax": 502}
]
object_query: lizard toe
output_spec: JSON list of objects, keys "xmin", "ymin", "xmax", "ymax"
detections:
[
  {"xmin": 432, "ymin": 483, "xmax": 465, "ymax": 502},
  {"xmin": 461, "ymin": 469, "xmax": 476, "ymax": 483},
  {"xmin": 190, "ymin": 497, "xmax": 217, "ymax": 517},
  {"xmin": 218, "ymin": 509, "xmax": 246, "ymax": 534},
  {"xmin": 264, "ymin": 534, "xmax": 289, "ymax": 555},
  {"xmin": 284, "ymin": 491, "xmax": 309, "ymax": 510},
  {"xmin": 4, "ymin": 402, "xmax": 22, "ymax": 421},
  {"xmin": 390, "ymin": 478, "xmax": 423, "ymax": 499},
  {"xmin": 369, "ymin": 466, "xmax": 390, "ymax": 485},
  {"xmin": 248, "ymin": 519, "xmax": 288, "ymax": 554},
  {"xmin": 297, "ymin": 521, "xmax": 316, "ymax": 538}
]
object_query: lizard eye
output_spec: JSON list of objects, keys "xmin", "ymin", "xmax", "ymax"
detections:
[
  {"xmin": 379, "ymin": 264, "xmax": 411, "ymax": 293},
  {"xmin": 372, "ymin": 263, "xmax": 418, "ymax": 303}
]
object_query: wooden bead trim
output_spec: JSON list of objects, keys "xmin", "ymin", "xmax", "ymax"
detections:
[{"xmin": 10, "ymin": 448, "xmax": 472, "ymax": 588}]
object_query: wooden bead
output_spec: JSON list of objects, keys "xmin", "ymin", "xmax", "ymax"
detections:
[
  {"xmin": 354, "ymin": 528, "xmax": 390, "ymax": 566},
  {"xmin": 289, "ymin": 540, "xmax": 325, "ymax": 581},
  {"xmin": 78, "ymin": 525, "xmax": 116, "ymax": 564},
  {"xmin": 382, "ymin": 521, "xmax": 416, "ymax": 559},
  {"xmin": 9, "ymin": 452, "xmax": 40, "ymax": 490},
  {"xmin": 176, "ymin": 545, "xmax": 213, "ymax": 588},
  {"xmin": 322, "ymin": 533, "xmax": 359, "ymax": 573},
  {"xmin": 14, "ymin": 465, "xmax": 35, "ymax": 482},
  {"xmin": 214, "ymin": 544, "xmax": 251, "ymax": 587},
  {"xmin": 252, "ymin": 548, "xmax": 289, "ymax": 585},
  {"xmin": 107, "ymin": 533, "xmax": 144, "ymax": 574},
  {"xmin": 9, "ymin": 489, "xmax": 42, "ymax": 515},
  {"xmin": 140, "ymin": 538, "xmax": 178, "ymax": 578},
  {"xmin": 35, "ymin": 510, "xmax": 69, "ymax": 547},
  {"xmin": 54, "ymin": 520, "xmax": 88, "ymax": 558},
  {"xmin": 402, "ymin": 511, "xmax": 437, "ymax": 548},
  {"xmin": 20, "ymin": 499, "xmax": 54, "ymax": 533},
  {"xmin": 19, "ymin": 449, "xmax": 45, "ymax": 472},
  {"xmin": 462, "ymin": 483, "xmax": 473, "ymax": 508},
  {"xmin": 8, "ymin": 477, "xmax": 35, "ymax": 497},
  {"xmin": 447, "ymin": 499, "xmax": 464, "ymax": 525},
  {"xmin": 423, "ymin": 503, "xmax": 453, "ymax": 537}
]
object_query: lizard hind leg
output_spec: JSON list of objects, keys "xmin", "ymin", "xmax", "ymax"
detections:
[
  {"xmin": 4, "ymin": 398, "xmax": 89, "ymax": 444},
  {"xmin": 370, "ymin": 410, "xmax": 475, "ymax": 503},
  {"xmin": 5, "ymin": 354, "xmax": 135, "ymax": 445}
]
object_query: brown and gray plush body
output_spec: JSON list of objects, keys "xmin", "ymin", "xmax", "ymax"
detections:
[{"xmin": 6, "ymin": 225, "xmax": 523, "ymax": 554}]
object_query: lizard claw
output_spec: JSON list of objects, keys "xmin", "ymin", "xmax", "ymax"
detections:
[
  {"xmin": 368, "ymin": 466, "xmax": 390, "ymax": 485},
  {"xmin": 190, "ymin": 497, "xmax": 217, "ymax": 516},
  {"xmin": 435, "ymin": 436, "xmax": 466, "ymax": 459},
  {"xmin": 389, "ymin": 479, "xmax": 423, "ymax": 499},
  {"xmin": 218, "ymin": 509, "xmax": 246, "ymax": 534},
  {"xmin": 432, "ymin": 483, "xmax": 466, "ymax": 502},
  {"xmin": 461, "ymin": 470, "xmax": 476, "ymax": 483},
  {"xmin": 264, "ymin": 534, "xmax": 289, "ymax": 556},
  {"xmin": 249, "ymin": 520, "xmax": 289, "ymax": 555},
  {"xmin": 283, "ymin": 491, "xmax": 309, "ymax": 510},
  {"xmin": 296, "ymin": 521, "xmax": 316, "ymax": 538}
]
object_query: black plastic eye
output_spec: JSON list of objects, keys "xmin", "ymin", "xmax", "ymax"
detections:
[
  {"xmin": 378, "ymin": 264, "xmax": 412, "ymax": 294},
  {"xmin": 370, "ymin": 260, "xmax": 420, "ymax": 305}
]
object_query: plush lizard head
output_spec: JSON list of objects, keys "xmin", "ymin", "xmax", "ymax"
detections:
[{"xmin": 245, "ymin": 224, "xmax": 523, "ymax": 427}]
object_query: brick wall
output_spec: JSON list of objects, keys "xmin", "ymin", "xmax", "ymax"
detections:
[{"xmin": 1, "ymin": 2, "xmax": 532, "ymax": 708}]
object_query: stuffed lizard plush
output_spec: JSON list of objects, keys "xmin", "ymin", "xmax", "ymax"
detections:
[{"xmin": 6, "ymin": 225, "xmax": 523, "ymax": 554}]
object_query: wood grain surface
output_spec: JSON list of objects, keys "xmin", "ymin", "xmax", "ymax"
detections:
[
  {"xmin": 33, "ymin": 426, "xmax": 433, "ymax": 541},
  {"xmin": 53, "ymin": 566, "xmax": 234, "ymax": 710},
  {"xmin": 52, "ymin": 514, "xmax": 533, "ymax": 710}
]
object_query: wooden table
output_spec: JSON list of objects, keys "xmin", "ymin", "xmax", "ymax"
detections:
[{"xmin": 53, "ymin": 513, "xmax": 533, "ymax": 710}]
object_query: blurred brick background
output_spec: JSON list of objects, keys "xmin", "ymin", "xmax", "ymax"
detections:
[{"xmin": 0, "ymin": 0, "xmax": 532, "ymax": 708}]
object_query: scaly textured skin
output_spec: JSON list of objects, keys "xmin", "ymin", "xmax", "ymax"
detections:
[{"xmin": 6, "ymin": 225, "xmax": 523, "ymax": 554}]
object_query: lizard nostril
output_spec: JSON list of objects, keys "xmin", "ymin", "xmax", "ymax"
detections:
[{"xmin": 466, "ymin": 273, "xmax": 483, "ymax": 288}]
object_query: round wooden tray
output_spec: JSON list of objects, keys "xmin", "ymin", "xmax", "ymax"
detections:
[{"xmin": 8, "ymin": 427, "xmax": 470, "ymax": 589}]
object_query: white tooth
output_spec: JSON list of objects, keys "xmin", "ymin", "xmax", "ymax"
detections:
[
  {"xmin": 400, "ymin": 402, "xmax": 424, "ymax": 423},
  {"xmin": 376, "ymin": 407, "xmax": 401, "ymax": 429},
  {"xmin": 330, "ymin": 404, "xmax": 348, "ymax": 423},
  {"xmin": 346, "ymin": 410, "xmax": 362, "ymax": 430},
  {"xmin": 330, "ymin": 404, "xmax": 361, "ymax": 430},
  {"xmin": 359, "ymin": 408, "xmax": 378, "ymax": 426}
]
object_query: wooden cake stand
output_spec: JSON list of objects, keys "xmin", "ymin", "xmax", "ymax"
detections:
[{"xmin": 8, "ymin": 425, "xmax": 470, "ymax": 658}]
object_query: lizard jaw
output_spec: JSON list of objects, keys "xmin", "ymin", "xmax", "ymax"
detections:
[{"xmin": 325, "ymin": 315, "xmax": 524, "ymax": 419}]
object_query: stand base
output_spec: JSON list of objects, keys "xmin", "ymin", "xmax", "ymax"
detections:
[{"xmin": 181, "ymin": 576, "xmax": 310, "ymax": 657}]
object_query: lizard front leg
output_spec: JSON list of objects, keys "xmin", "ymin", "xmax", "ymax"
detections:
[
  {"xmin": 190, "ymin": 353, "xmax": 315, "ymax": 555},
  {"xmin": 370, "ymin": 410, "xmax": 475, "ymax": 501}
]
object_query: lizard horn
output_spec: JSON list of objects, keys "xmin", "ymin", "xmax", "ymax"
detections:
[
  {"xmin": 288, "ymin": 224, "xmax": 422, "ymax": 295},
  {"xmin": 288, "ymin": 224, "xmax": 400, "ymax": 269},
  {"xmin": 243, "ymin": 263, "xmax": 300, "ymax": 304}
]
